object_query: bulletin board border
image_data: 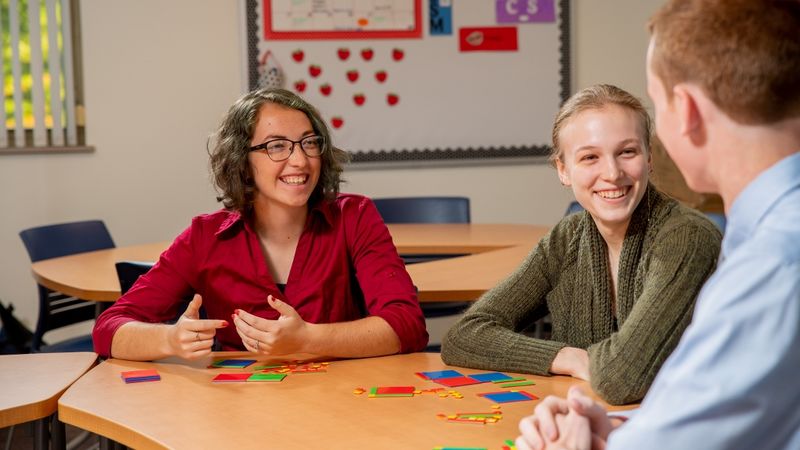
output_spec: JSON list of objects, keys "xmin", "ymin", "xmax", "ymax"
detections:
[{"xmin": 246, "ymin": 0, "xmax": 571, "ymax": 165}]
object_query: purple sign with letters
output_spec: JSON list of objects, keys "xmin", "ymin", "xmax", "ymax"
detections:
[{"xmin": 496, "ymin": 0, "xmax": 555, "ymax": 24}]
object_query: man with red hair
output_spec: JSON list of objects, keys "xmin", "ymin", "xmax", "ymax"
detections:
[{"xmin": 516, "ymin": 1, "xmax": 800, "ymax": 448}]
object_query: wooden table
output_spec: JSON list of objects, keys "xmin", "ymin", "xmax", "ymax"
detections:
[
  {"xmin": 30, "ymin": 224, "xmax": 548, "ymax": 302},
  {"xmin": 58, "ymin": 352, "xmax": 632, "ymax": 449},
  {"xmin": 0, "ymin": 352, "xmax": 98, "ymax": 449}
]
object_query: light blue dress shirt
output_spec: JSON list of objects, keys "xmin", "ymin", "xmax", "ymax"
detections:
[{"xmin": 608, "ymin": 152, "xmax": 800, "ymax": 450}]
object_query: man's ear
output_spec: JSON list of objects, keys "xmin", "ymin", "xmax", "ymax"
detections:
[{"xmin": 673, "ymin": 84, "xmax": 706, "ymax": 146}]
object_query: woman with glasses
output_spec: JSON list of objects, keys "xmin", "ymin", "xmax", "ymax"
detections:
[
  {"xmin": 93, "ymin": 88, "xmax": 428, "ymax": 361},
  {"xmin": 441, "ymin": 84, "xmax": 721, "ymax": 405}
]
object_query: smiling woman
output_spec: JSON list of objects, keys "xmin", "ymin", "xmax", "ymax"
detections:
[
  {"xmin": 92, "ymin": 88, "xmax": 429, "ymax": 362},
  {"xmin": 556, "ymin": 104, "xmax": 650, "ymax": 239},
  {"xmin": 441, "ymin": 84, "xmax": 722, "ymax": 405}
]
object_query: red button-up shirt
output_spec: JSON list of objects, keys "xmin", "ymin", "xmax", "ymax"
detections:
[{"xmin": 93, "ymin": 194, "xmax": 429, "ymax": 357}]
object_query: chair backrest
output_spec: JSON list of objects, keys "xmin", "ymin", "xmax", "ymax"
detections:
[
  {"xmin": 372, "ymin": 197, "xmax": 472, "ymax": 351},
  {"xmin": 18, "ymin": 220, "xmax": 115, "ymax": 352},
  {"xmin": 704, "ymin": 212, "xmax": 727, "ymax": 233},
  {"xmin": 564, "ymin": 201, "xmax": 584, "ymax": 216},
  {"xmin": 372, "ymin": 197, "xmax": 470, "ymax": 224},
  {"xmin": 115, "ymin": 261, "xmax": 198, "ymax": 323},
  {"xmin": 115, "ymin": 261, "xmax": 155, "ymax": 295},
  {"xmin": 19, "ymin": 220, "xmax": 115, "ymax": 262}
]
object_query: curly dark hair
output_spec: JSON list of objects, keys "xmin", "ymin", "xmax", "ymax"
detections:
[{"xmin": 208, "ymin": 88, "xmax": 350, "ymax": 214}]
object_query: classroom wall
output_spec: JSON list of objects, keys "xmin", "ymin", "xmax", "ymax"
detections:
[{"xmin": 0, "ymin": 0, "xmax": 662, "ymax": 340}]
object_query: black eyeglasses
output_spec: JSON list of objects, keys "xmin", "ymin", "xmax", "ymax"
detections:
[{"xmin": 248, "ymin": 135, "xmax": 325, "ymax": 162}]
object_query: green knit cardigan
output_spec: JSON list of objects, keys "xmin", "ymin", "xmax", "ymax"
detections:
[{"xmin": 441, "ymin": 186, "xmax": 721, "ymax": 405}]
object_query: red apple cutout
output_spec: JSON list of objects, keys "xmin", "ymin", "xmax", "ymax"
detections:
[
  {"xmin": 331, "ymin": 117, "xmax": 344, "ymax": 129},
  {"xmin": 387, "ymin": 93, "xmax": 399, "ymax": 106},
  {"xmin": 320, "ymin": 83, "xmax": 332, "ymax": 96},
  {"xmin": 353, "ymin": 93, "xmax": 366, "ymax": 106},
  {"xmin": 375, "ymin": 70, "xmax": 387, "ymax": 83},
  {"xmin": 337, "ymin": 48, "xmax": 350, "ymax": 61},
  {"xmin": 294, "ymin": 80, "xmax": 307, "ymax": 93},
  {"xmin": 361, "ymin": 48, "xmax": 374, "ymax": 61},
  {"xmin": 346, "ymin": 70, "xmax": 359, "ymax": 83},
  {"xmin": 292, "ymin": 49, "xmax": 304, "ymax": 62},
  {"xmin": 309, "ymin": 65, "xmax": 322, "ymax": 78},
  {"xmin": 392, "ymin": 48, "xmax": 404, "ymax": 61}
]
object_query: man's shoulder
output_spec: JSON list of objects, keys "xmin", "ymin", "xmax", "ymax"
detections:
[{"xmin": 742, "ymin": 187, "xmax": 800, "ymax": 262}]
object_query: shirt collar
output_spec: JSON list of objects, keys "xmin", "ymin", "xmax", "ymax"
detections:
[
  {"xmin": 213, "ymin": 198, "xmax": 336, "ymax": 237},
  {"xmin": 724, "ymin": 152, "xmax": 800, "ymax": 255},
  {"xmin": 215, "ymin": 210, "xmax": 245, "ymax": 237}
]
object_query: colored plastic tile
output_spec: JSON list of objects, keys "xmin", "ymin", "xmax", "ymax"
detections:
[
  {"xmin": 468, "ymin": 372, "xmax": 514, "ymax": 383},
  {"xmin": 209, "ymin": 359, "xmax": 256, "ymax": 368},
  {"xmin": 247, "ymin": 373, "xmax": 287, "ymax": 382},
  {"xmin": 477, "ymin": 391, "xmax": 538, "ymax": 403},
  {"xmin": 211, "ymin": 373, "xmax": 252, "ymax": 382}
]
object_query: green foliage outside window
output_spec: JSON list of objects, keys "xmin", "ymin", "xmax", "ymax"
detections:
[{"xmin": 2, "ymin": 0, "xmax": 65, "ymax": 129}]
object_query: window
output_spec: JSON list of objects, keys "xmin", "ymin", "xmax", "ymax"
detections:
[{"xmin": 1, "ymin": 0, "xmax": 90, "ymax": 154}]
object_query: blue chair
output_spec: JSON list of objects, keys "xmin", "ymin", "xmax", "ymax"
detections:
[
  {"xmin": 19, "ymin": 220, "xmax": 115, "ymax": 352},
  {"xmin": 704, "ymin": 212, "xmax": 726, "ymax": 233},
  {"xmin": 115, "ymin": 261, "xmax": 155, "ymax": 295},
  {"xmin": 564, "ymin": 200, "xmax": 584, "ymax": 216},
  {"xmin": 372, "ymin": 197, "xmax": 470, "ymax": 224},
  {"xmin": 115, "ymin": 261, "xmax": 199, "ymax": 325},
  {"xmin": 373, "ymin": 196, "xmax": 471, "ymax": 264},
  {"xmin": 372, "ymin": 197, "xmax": 472, "ymax": 351}
]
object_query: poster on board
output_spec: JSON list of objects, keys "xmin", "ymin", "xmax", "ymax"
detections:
[{"xmin": 245, "ymin": 0, "xmax": 570, "ymax": 165}]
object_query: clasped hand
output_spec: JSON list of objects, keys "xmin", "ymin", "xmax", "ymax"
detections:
[
  {"xmin": 232, "ymin": 295, "xmax": 310, "ymax": 355},
  {"xmin": 516, "ymin": 387, "xmax": 618, "ymax": 450}
]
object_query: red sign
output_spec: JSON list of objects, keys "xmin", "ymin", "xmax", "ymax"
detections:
[{"xmin": 459, "ymin": 27, "xmax": 518, "ymax": 52}]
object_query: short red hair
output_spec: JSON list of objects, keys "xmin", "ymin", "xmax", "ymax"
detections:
[{"xmin": 649, "ymin": 0, "xmax": 800, "ymax": 124}]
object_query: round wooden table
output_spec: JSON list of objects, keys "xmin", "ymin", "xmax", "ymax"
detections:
[
  {"xmin": 58, "ymin": 352, "xmax": 632, "ymax": 449},
  {"xmin": 30, "ymin": 224, "xmax": 548, "ymax": 302}
]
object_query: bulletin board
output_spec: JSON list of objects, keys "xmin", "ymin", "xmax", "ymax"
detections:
[{"xmin": 245, "ymin": 0, "xmax": 570, "ymax": 165}]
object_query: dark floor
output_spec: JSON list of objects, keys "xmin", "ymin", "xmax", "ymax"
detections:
[{"xmin": 0, "ymin": 421, "xmax": 99, "ymax": 450}]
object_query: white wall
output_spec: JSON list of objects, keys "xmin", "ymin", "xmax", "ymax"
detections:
[
  {"xmin": 0, "ymin": 0, "xmax": 662, "ymax": 340},
  {"xmin": 346, "ymin": 0, "xmax": 661, "ymax": 220}
]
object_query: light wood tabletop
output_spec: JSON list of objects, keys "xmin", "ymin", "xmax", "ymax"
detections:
[
  {"xmin": 30, "ymin": 224, "xmax": 548, "ymax": 303},
  {"xmin": 58, "ymin": 352, "xmax": 633, "ymax": 449},
  {"xmin": 0, "ymin": 352, "xmax": 97, "ymax": 428}
]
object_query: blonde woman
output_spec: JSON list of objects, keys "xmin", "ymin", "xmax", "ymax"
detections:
[{"xmin": 442, "ymin": 84, "xmax": 720, "ymax": 405}]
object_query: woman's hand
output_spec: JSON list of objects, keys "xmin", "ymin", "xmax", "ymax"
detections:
[
  {"xmin": 550, "ymin": 347, "xmax": 590, "ymax": 380},
  {"xmin": 232, "ymin": 295, "xmax": 311, "ymax": 355},
  {"xmin": 167, "ymin": 294, "xmax": 228, "ymax": 359}
]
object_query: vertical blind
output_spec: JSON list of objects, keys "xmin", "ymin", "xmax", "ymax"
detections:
[{"xmin": 2, "ymin": 0, "xmax": 80, "ymax": 149}]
